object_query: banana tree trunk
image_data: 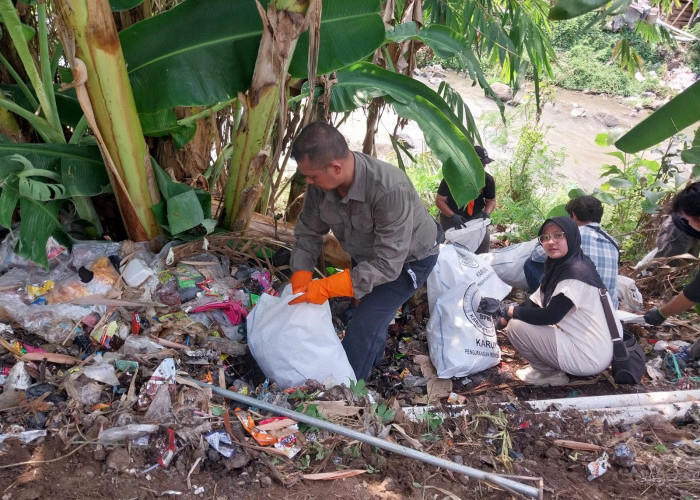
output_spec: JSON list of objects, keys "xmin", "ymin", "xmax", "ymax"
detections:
[
  {"xmin": 53, "ymin": 0, "xmax": 161, "ymax": 241},
  {"xmin": 222, "ymin": 0, "xmax": 315, "ymax": 232}
]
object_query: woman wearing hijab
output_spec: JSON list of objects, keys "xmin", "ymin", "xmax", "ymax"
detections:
[{"xmin": 499, "ymin": 217, "xmax": 616, "ymax": 386}]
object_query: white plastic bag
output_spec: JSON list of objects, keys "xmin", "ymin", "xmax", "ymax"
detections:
[
  {"xmin": 479, "ymin": 239, "xmax": 537, "ymax": 290},
  {"xmin": 427, "ymin": 282, "xmax": 501, "ymax": 378},
  {"xmin": 617, "ymin": 275, "xmax": 643, "ymax": 312},
  {"xmin": 443, "ymin": 218, "xmax": 490, "ymax": 253},
  {"xmin": 247, "ymin": 285, "xmax": 356, "ymax": 389},
  {"xmin": 427, "ymin": 245, "xmax": 511, "ymax": 315}
]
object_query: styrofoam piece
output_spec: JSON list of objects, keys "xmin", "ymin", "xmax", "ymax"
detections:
[{"xmin": 121, "ymin": 258, "xmax": 154, "ymax": 287}]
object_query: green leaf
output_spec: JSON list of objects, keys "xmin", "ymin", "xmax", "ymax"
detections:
[
  {"xmin": 607, "ymin": 177, "xmax": 633, "ymax": 189},
  {"xmin": 110, "ymin": 0, "xmax": 143, "ymax": 11},
  {"xmin": 548, "ymin": 0, "xmax": 609, "ymax": 20},
  {"xmin": 166, "ymin": 190, "xmax": 204, "ymax": 235},
  {"xmin": 152, "ymin": 159, "xmax": 213, "ymax": 236},
  {"xmin": 121, "ymin": 0, "xmax": 384, "ymax": 113},
  {"xmin": 615, "ymin": 81, "xmax": 700, "ymax": 153},
  {"xmin": 332, "ymin": 62, "xmax": 483, "ymax": 206},
  {"xmin": 595, "ymin": 132, "xmax": 610, "ymax": 147},
  {"xmin": 546, "ymin": 203, "xmax": 568, "ymax": 218},
  {"xmin": 0, "ymin": 142, "xmax": 108, "ymax": 197},
  {"xmin": 568, "ymin": 187, "xmax": 587, "ymax": 199},
  {"xmin": 0, "ymin": 177, "xmax": 19, "ymax": 228},
  {"xmin": 593, "ymin": 188, "xmax": 617, "ymax": 205},
  {"xmin": 15, "ymin": 197, "xmax": 69, "ymax": 268},
  {"xmin": 288, "ymin": 0, "xmax": 384, "ymax": 78}
]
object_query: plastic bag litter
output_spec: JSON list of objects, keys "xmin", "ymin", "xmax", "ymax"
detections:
[
  {"xmin": 82, "ymin": 355, "xmax": 120, "ymax": 386},
  {"xmin": 443, "ymin": 218, "xmax": 490, "ymax": 253},
  {"xmin": 427, "ymin": 244, "xmax": 511, "ymax": 316},
  {"xmin": 479, "ymin": 239, "xmax": 538, "ymax": 290},
  {"xmin": 617, "ymin": 275, "xmax": 643, "ymax": 312},
  {"xmin": 247, "ymin": 285, "xmax": 356, "ymax": 389},
  {"xmin": 427, "ymin": 281, "xmax": 501, "ymax": 378},
  {"xmin": 98, "ymin": 424, "xmax": 160, "ymax": 445}
]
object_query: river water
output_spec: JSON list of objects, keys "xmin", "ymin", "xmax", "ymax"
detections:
[{"xmin": 339, "ymin": 69, "xmax": 657, "ymax": 191}]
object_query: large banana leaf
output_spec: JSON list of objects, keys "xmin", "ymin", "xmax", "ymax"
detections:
[
  {"xmin": 0, "ymin": 142, "xmax": 109, "ymax": 196},
  {"xmin": 332, "ymin": 62, "xmax": 484, "ymax": 206},
  {"xmin": 615, "ymin": 80, "xmax": 700, "ymax": 153},
  {"xmin": 548, "ymin": 0, "xmax": 610, "ymax": 20},
  {"xmin": 120, "ymin": 0, "xmax": 385, "ymax": 114},
  {"xmin": 288, "ymin": 0, "xmax": 384, "ymax": 78}
]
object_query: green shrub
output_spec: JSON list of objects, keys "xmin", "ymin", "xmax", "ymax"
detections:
[{"xmin": 555, "ymin": 45, "xmax": 645, "ymax": 96}]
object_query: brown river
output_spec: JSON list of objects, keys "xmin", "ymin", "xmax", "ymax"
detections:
[{"xmin": 339, "ymin": 69, "xmax": 657, "ymax": 191}]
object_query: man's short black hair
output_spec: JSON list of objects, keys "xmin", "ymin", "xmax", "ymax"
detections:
[
  {"xmin": 671, "ymin": 181, "xmax": 700, "ymax": 217},
  {"xmin": 565, "ymin": 195, "xmax": 603, "ymax": 223},
  {"xmin": 291, "ymin": 122, "xmax": 350, "ymax": 168}
]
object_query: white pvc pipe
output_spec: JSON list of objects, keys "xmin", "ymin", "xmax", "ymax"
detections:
[
  {"xmin": 521, "ymin": 390, "xmax": 700, "ymax": 426},
  {"xmin": 523, "ymin": 390, "xmax": 700, "ymax": 412}
]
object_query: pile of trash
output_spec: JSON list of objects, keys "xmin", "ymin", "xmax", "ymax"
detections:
[{"xmin": 0, "ymin": 232, "xmax": 698, "ymax": 499}]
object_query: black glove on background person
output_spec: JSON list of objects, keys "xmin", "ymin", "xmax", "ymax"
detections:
[
  {"xmin": 643, "ymin": 308, "xmax": 666, "ymax": 326},
  {"xmin": 450, "ymin": 213, "xmax": 467, "ymax": 229}
]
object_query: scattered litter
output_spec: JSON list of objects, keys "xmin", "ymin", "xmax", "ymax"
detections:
[{"xmin": 587, "ymin": 453, "xmax": 610, "ymax": 481}]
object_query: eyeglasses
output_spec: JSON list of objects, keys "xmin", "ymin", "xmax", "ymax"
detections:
[{"xmin": 538, "ymin": 231, "xmax": 566, "ymax": 244}]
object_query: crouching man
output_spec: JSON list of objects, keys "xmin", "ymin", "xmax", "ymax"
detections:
[{"xmin": 288, "ymin": 122, "xmax": 442, "ymax": 381}]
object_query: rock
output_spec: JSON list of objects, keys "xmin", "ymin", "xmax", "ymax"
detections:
[
  {"xmin": 593, "ymin": 112, "xmax": 619, "ymax": 128},
  {"xmin": 105, "ymin": 447, "xmax": 130, "ymax": 471},
  {"xmin": 259, "ymin": 475, "xmax": 272, "ymax": 488},
  {"xmin": 402, "ymin": 375, "xmax": 428, "ymax": 388},
  {"xmin": 451, "ymin": 454, "xmax": 464, "ymax": 465},
  {"xmin": 570, "ymin": 107, "xmax": 586, "ymax": 118},
  {"xmin": 489, "ymin": 82, "xmax": 513, "ymax": 103},
  {"xmin": 224, "ymin": 448, "xmax": 251, "ymax": 470},
  {"xmin": 544, "ymin": 446, "xmax": 561, "ymax": 459}
]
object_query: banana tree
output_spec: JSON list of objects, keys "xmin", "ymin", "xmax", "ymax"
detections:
[
  {"xmin": 53, "ymin": 0, "xmax": 161, "ymax": 241},
  {"xmin": 0, "ymin": 0, "xmax": 109, "ymax": 266}
]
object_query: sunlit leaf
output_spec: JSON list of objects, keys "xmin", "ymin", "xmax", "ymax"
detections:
[{"xmin": 549, "ymin": 0, "xmax": 609, "ymax": 20}]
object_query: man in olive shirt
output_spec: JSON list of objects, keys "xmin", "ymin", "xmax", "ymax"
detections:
[{"xmin": 289, "ymin": 122, "xmax": 441, "ymax": 381}]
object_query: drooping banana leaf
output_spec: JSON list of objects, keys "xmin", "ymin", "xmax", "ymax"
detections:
[
  {"xmin": 386, "ymin": 23, "xmax": 504, "ymax": 119},
  {"xmin": 548, "ymin": 0, "xmax": 611, "ymax": 20},
  {"xmin": 332, "ymin": 62, "xmax": 484, "ymax": 206},
  {"xmin": 615, "ymin": 80, "xmax": 700, "ymax": 153},
  {"xmin": 0, "ymin": 84, "xmax": 85, "ymax": 128},
  {"xmin": 120, "ymin": 0, "xmax": 385, "ymax": 114},
  {"xmin": 0, "ymin": 142, "xmax": 109, "ymax": 196}
]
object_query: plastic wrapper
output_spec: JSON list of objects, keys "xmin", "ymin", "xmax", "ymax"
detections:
[
  {"xmin": 137, "ymin": 358, "xmax": 176, "ymax": 410},
  {"xmin": 0, "ymin": 231, "xmax": 70, "ymax": 273},
  {"xmin": 98, "ymin": 424, "xmax": 159, "ymax": 445},
  {"xmin": 205, "ymin": 430, "xmax": 236, "ymax": 458},
  {"xmin": 587, "ymin": 452, "xmax": 609, "ymax": 481},
  {"xmin": 120, "ymin": 334, "xmax": 164, "ymax": 356},
  {"xmin": 82, "ymin": 356, "xmax": 120, "ymax": 386},
  {"xmin": 44, "ymin": 257, "xmax": 119, "ymax": 305},
  {"xmin": 71, "ymin": 242, "xmax": 121, "ymax": 270}
]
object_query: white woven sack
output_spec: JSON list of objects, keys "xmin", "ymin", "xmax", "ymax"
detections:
[
  {"xmin": 443, "ymin": 217, "xmax": 489, "ymax": 253},
  {"xmin": 247, "ymin": 285, "xmax": 356, "ymax": 389},
  {"xmin": 479, "ymin": 239, "xmax": 538, "ymax": 290},
  {"xmin": 427, "ymin": 281, "xmax": 501, "ymax": 378},
  {"xmin": 427, "ymin": 244, "xmax": 511, "ymax": 315}
]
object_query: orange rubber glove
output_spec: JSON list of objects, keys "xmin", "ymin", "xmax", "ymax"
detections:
[
  {"xmin": 290, "ymin": 270, "xmax": 313, "ymax": 294},
  {"xmin": 288, "ymin": 269, "xmax": 354, "ymax": 305}
]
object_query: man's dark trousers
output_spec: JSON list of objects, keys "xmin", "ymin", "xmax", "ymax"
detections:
[{"xmin": 342, "ymin": 253, "xmax": 438, "ymax": 381}]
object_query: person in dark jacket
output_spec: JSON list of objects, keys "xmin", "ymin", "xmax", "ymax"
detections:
[{"xmin": 435, "ymin": 145, "xmax": 496, "ymax": 254}]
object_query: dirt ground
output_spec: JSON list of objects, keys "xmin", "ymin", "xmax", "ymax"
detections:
[{"xmin": 0, "ymin": 286, "xmax": 698, "ymax": 500}]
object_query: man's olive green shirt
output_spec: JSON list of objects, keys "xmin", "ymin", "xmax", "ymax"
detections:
[{"xmin": 291, "ymin": 152, "xmax": 439, "ymax": 299}]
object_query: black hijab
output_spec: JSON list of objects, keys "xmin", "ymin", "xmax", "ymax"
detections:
[{"xmin": 538, "ymin": 216, "xmax": 605, "ymax": 306}]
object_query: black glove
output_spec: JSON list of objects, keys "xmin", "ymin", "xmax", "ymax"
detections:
[
  {"xmin": 449, "ymin": 213, "xmax": 468, "ymax": 229},
  {"xmin": 477, "ymin": 297, "xmax": 500, "ymax": 316},
  {"xmin": 497, "ymin": 302, "xmax": 516, "ymax": 327},
  {"xmin": 643, "ymin": 308, "xmax": 666, "ymax": 326},
  {"xmin": 481, "ymin": 211, "xmax": 491, "ymax": 220}
]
